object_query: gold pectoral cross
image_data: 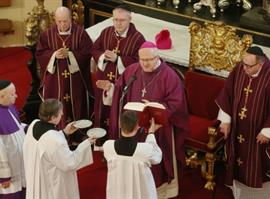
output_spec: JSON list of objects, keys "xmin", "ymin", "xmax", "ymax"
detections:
[
  {"xmin": 141, "ymin": 88, "xmax": 147, "ymax": 98},
  {"xmin": 244, "ymin": 85, "xmax": 252, "ymax": 96},
  {"xmin": 113, "ymin": 41, "xmax": 120, "ymax": 55},
  {"xmin": 239, "ymin": 107, "xmax": 247, "ymax": 120}
]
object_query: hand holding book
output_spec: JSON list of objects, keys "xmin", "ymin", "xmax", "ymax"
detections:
[
  {"xmin": 148, "ymin": 118, "xmax": 162, "ymax": 134},
  {"xmin": 123, "ymin": 101, "xmax": 168, "ymax": 128}
]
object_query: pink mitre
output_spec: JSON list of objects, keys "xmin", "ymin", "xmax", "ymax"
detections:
[{"xmin": 139, "ymin": 41, "xmax": 157, "ymax": 49}]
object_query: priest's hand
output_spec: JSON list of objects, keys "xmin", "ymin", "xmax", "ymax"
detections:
[
  {"xmin": 1, "ymin": 180, "xmax": 11, "ymax": 188},
  {"xmin": 148, "ymin": 118, "xmax": 162, "ymax": 134},
  {"xmin": 104, "ymin": 50, "xmax": 118, "ymax": 63},
  {"xmin": 141, "ymin": 99, "xmax": 150, "ymax": 104},
  {"xmin": 219, "ymin": 123, "xmax": 231, "ymax": 139},
  {"xmin": 96, "ymin": 80, "xmax": 111, "ymax": 91},
  {"xmin": 256, "ymin": 133, "xmax": 270, "ymax": 144},
  {"xmin": 87, "ymin": 137, "xmax": 97, "ymax": 145},
  {"xmin": 55, "ymin": 48, "xmax": 69, "ymax": 59},
  {"xmin": 63, "ymin": 122, "xmax": 78, "ymax": 135}
]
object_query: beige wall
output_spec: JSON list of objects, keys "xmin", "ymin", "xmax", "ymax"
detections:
[{"xmin": 0, "ymin": 0, "xmax": 61, "ymax": 47}]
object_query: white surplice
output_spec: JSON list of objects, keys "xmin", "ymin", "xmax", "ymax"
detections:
[
  {"xmin": 23, "ymin": 119, "xmax": 93, "ymax": 199},
  {"xmin": 0, "ymin": 109, "xmax": 25, "ymax": 194},
  {"xmin": 103, "ymin": 134, "xmax": 162, "ymax": 199}
]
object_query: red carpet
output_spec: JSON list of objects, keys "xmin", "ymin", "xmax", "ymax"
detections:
[
  {"xmin": 78, "ymin": 152, "xmax": 234, "ymax": 199},
  {"xmin": 0, "ymin": 47, "xmax": 32, "ymax": 110}
]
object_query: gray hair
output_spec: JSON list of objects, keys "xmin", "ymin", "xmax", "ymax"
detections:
[{"xmin": 55, "ymin": 6, "xmax": 71, "ymax": 19}]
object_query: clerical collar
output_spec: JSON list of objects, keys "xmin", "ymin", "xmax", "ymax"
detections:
[
  {"xmin": 58, "ymin": 24, "xmax": 72, "ymax": 35},
  {"xmin": 33, "ymin": 120, "xmax": 57, "ymax": 141},
  {"xmin": 115, "ymin": 26, "xmax": 129, "ymax": 38}
]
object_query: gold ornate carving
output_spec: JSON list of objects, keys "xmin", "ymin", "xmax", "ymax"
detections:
[
  {"xmin": 25, "ymin": 0, "xmax": 54, "ymax": 46},
  {"xmin": 207, "ymin": 127, "xmax": 217, "ymax": 150},
  {"xmin": 189, "ymin": 21, "xmax": 253, "ymax": 72},
  {"xmin": 72, "ymin": 0, "xmax": 85, "ymax": 26}
]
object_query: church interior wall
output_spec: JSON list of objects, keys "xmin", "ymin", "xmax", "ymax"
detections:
[{"xmin": 0, "ymin": 0, "xmax": 61, "ymax": 47}]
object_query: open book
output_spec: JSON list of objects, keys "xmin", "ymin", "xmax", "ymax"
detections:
[{"xmin": 123, "ymin": 102, "xmax": 168, "ymax": 128}]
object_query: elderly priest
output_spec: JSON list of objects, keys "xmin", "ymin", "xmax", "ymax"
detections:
[
  {"xmin": 0, "ymin": 80, "xmax": 26, "ymax": 199},
  {"xmin": 101, "ymin": 41, "xmax": 189, "ymax": 198}
]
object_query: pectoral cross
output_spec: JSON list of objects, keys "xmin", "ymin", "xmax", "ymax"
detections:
[
  {"xmin": 107, "ymin": 72, "xmax": 115, "ymax": 80},
  {"xmin": 62, "ymin": 70, "xmax": 70, "ymax": 78},
  {"xmin": 238, "ymin": 107, "xmax": 247, "ymax": 120},
  {"xmin": 63, "ymin": 42, "xmax": 67, "ymax": 49},
  {"xmin": 113, "ymin": 41, "xmax": 120, "ymax": 55},
  {"xmin": 244, "ymin": 85, "xmax": 252, "ymax": 96},
  {"xmin": 237, "ymin": 134, "xmax": 245, "ymax": 144},
  {"xmin": 236, "ymin": 157, "xmax": 243, "ymax": 166},
  {"xmin": 63, "ymin": 93, "xmax": 71, "ymax": 102},
  {"xmin": 141, "ymin": 88, "xmax": 147, "ymax": 98}
]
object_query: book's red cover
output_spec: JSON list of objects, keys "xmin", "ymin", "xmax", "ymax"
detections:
[{"xmin": 138, "ymin": 106, "xmax": 168, "ymax": 128}]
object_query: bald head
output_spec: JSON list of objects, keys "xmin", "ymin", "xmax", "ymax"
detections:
[
  {"xmin": 55, "ymin": 6, "xmax": 71, "ymax": 32},
  {"xmin": 0, "ymin": 83, "xmax": 17, "ymax": 106}
]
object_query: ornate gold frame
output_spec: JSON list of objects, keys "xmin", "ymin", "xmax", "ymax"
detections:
[{"xmin": 189, "ymin": 21, "xmax": 253, "ymax": 72}]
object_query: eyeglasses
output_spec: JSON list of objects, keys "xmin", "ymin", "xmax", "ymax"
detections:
[
  {"xmin": 113, "ymin": 18, "xmax": 128, "ymax": 23},
  {"xmin": 241, "ymin": 61, "xmax": 257, "ymax": 68},
  {"xmin": 139, "ymin": 57, "xmax": 157, "ymax": 62}
]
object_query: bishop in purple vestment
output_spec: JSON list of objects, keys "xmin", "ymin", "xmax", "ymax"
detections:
[
  {"xmin": 36, "ymin": 7, "xmax": 93, "ymax": 133},
  {"xmin": 91, "ymin": 4, "xmax": 145, "ymax": 140},
  {"xmin": 106, "ymin": 42, "xmax": 189, "ymax": 198},
  {"xmin": 216, "ymin": 46, "xmax": 270, "ymax": 198}
]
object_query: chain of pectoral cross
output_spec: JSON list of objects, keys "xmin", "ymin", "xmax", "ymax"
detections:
[
  {"xmin": 57, "ymin": 33, "xmax": 71, "ymax": 49},
  {"xmin": 141, "ymin": 69, "xmax": 162, "ymax": 98},
  {"xmin": 239, "ymin": 78, "xmax": 253, "ymax": 120},
  {"xmin": 113, "ymin": 32, "xmax": 125, "ymax": 55}
]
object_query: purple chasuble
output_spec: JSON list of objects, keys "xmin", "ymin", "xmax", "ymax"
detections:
[
  {"xmin": 109, "ymin": 61, "xmax": 189, "ymax": 187},
  {"xmin": 216, "ymin": 57, "xmax": 270, "ymax": 188},
  {"xmin": 0, "ymin": 105, "xmax": 20, "ymax": 135},
  {"xmin": 91, "ymin": 23, "xmax": 145, "ymax": 131},
  {"xmin": 36, "ymin": 23, "xmax": 93, "ymax": 129}
]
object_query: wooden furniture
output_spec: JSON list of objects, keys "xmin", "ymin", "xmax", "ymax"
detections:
[
  {"xmin": 0, "ymin": 0, "xmax": 13, "ymax": 34},
  {"xmin": 184, "ymin": 70, "xmax": 225, "ymax": 190},
  {"xmin": 184, "ymin": 21, "xmax": 252, "ymax": 190},
  {"xmin": 0, "ymin": 0, "xmax": 11, "ymax": 7},
  {"xmin": 0, "ymin": 19, "xmax": 13, "ymax": 34}
]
